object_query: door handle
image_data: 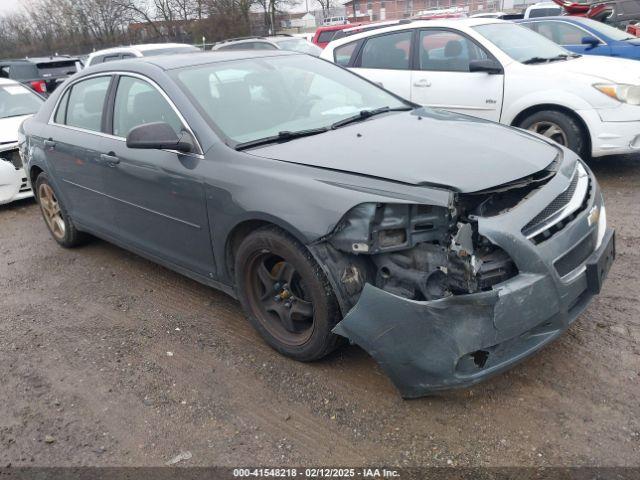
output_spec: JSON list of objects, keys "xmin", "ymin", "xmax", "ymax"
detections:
[
  {"xmin": 44, "ymin": 139, "xmax": 56, "ymax": 149},
  {"xmin": 99, "ymin": 153, "xmax": 120, "ymax": 167},
  {"xmin": 413, "ymin": 79, "xmax": 431, "ymax": 87}
]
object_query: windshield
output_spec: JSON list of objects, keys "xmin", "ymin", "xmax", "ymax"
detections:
[
  {"xmin": 0, "ymin": 83, "xmax": 43, "ymax": 119},
  {"xmin": 173, "ymin": 54, "xmax": 408, "ymax": 145},
  {"xmin": 274, "ymin": 38, "xmax": 323, "ymax": 56},
  {"xmin": 579, "ymin": 18, "xmax": 638, "ymax": 40},
  {"xmin": 474, "ymin": 22, "xmax": 573, "ymax": 63}
]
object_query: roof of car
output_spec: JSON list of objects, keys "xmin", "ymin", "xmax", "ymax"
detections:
[
  {"xmin": 0, "ymin": 56, "xmax": 78, "ymax": 64},
  {"xmin": 84, "ymin": 50, "xmax": 298, "ymax": 73},
  {"xmin": 518, "ymin": 15, "xmax": 587, "ymax": 22},
  {"xmin": 325, "ymin": 18, "xmax": 505, "ymax": 47}
]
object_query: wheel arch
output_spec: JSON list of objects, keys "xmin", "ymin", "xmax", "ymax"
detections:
[
  {"xmin": 29, "ymin": 165, "xmax": 44, "ymax": 196},
  {"xmin": 510, "ymin": 103, "xmax": 592, "ymax": 157},
  {"xmin": 223, "ymin": 215, "xmax": 311, "ymax": 283}
]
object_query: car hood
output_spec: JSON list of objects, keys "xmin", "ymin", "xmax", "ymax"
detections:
[
  {"xmin": 0, "ymin": 114, "xmax": 31, "ymax": 144},
  {"xmin": 532, "ymin": 55, "xmax": 640, "ymax": 84},
  {"xmin": 246, "ymin": 109, "xmax": 560, "ymax": 193}
]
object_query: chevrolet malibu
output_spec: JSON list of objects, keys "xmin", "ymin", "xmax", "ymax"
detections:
[{"xmin": 19, "ymin": 51, "xmax": 615, "ymax": 397}]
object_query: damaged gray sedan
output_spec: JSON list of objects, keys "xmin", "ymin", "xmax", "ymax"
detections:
[{"xmin": 20, "ymin": 51, "xmax": 615, "ymax": 397}]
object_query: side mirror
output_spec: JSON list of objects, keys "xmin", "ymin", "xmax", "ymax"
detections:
[
  {"xmin": 582, "ymin": 36, "xmax": 600, "ymax": 48},
  {"xmin": 126, "ymin": 122, "xmax": 194, "ymax": 153},
  {"xmin": 469, "ymin": 58, "xmax": 504, "ymax": 75}
]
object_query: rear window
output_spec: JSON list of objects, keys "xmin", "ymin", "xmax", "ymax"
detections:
[
  {"xmin": 2, "ymin": 64, "xmax": 39, "ymax": 81},
  {"xmin": 36, "ymin": 61, "xmax": 78, "ymax": 78},
  {"xmin": 63, "ymin": 76, "xmax": 111, "ymax": 132},
  {"xmin": 317, "ymin": 31, "xmax": 337, "ymax": 43}
]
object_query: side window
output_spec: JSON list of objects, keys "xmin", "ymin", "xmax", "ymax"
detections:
[
  {"xmin": 121, "ymin": 53, "xmax": 135, "ymax": 59},
  {"xmin": 0, "ymin": 66, "xmax": 9, "ymax": 78},
  {"xmin": 65, "ymin": 76, "xmax": 111, "ymax": 132},
  {"xmin": 419, "ymin": 29, "xmax": 489, "ymax": 72},
  {"xmin": 360, "ymin": 30, "xmax": 412, "ymax": 70},
  {"xmin": 113, "ymin": 76, "xmax": 183, "ymax": 138},
  {"xmin": 103, "ymin": 55, "xmax": 121, "ymax": 63},
  {"xmin": 552, "ymin": 23, "xmax": 591, "ymax": 45},
  {"xmin": 334, "ymin": 41, "xmax": 358, "ymax": 66},
  {"xmin": 54, "ymin": 89, "xmax": 70, "ymax": 124}
]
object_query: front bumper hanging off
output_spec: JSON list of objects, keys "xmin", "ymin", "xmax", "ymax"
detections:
[
  {"xmin": 333, "ymin": 228, "xmax": 614, "ymax": 398},
  {"xmin": 331, "ymin": 159, "xmax": 615, "ymax": 397}
]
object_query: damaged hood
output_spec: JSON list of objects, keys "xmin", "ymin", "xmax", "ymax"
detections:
[{"xmin": 246, "ymin": 108, "xmax": 560, "ymax": 193}]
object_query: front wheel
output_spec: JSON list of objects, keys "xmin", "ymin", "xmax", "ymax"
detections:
[
  {"xmin": 518, "ymin": 110, "xmax": 589, "ymax": 159},
  {"xmin": 234, "ymin": 226, "xmax": 342, "ymax": 361}
]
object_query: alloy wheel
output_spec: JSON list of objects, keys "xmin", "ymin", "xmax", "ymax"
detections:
[
  {"xmin": 38, "ymin": 183, "xmax": 66, "ymax": 240},
  {"xmin": 527, "ymin": 121, "xmax": 568, "ymax": 146}
]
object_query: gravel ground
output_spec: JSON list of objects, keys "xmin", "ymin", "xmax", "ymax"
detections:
[{"xmin": 0, "ymin": 155, "xmax": 638, "ymax": 468}]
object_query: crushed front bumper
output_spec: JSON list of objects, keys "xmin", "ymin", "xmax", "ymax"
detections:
[{"xmin": 332, "ymin": 159, "xmax": 615, "ymax": 397}]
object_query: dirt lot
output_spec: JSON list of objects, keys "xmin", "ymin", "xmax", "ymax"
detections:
[{"xmin": 0, "ymin": 156, "xmax": 638, "ymax": 468}]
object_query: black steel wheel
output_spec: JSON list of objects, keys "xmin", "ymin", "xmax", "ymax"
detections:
[{"xmin": 234, "ymin": 226, "xmax": 342, "ymax": 361}]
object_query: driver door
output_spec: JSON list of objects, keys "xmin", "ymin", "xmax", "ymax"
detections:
[{"xmin": 410, "ymin": 29, "xmax": 504, "ymax": 122}]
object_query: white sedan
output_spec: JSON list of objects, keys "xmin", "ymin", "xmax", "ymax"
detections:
[
  {"xmin": 321, "ymin": 18, "xmax": 640, "ymax": 159},
  {"xmin": 0, "ymin": 78, "xmax": 43, "ymax": 204}
]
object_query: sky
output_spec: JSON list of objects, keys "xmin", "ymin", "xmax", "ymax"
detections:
[{"xmin": 0, "ymin": 0, "xmax": 24, "ymax": 15}]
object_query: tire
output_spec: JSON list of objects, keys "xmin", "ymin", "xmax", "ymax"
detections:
[
  {"xmin": 234, "ymin": 226, "xmax": 343, "ymax": 361},
  {"xmin": 35, "ymin": 172, "xmax": 87, "ymax": 248},
  {"xmin": 517, "ymin": 110, "xmax": 589, "ymax": 159}
]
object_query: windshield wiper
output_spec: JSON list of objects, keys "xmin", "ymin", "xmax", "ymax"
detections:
[
  {"xmin": 330, "ymin": 106, "xmax": 413, "ymax": 130},
  {"xmin": 235, "ymin": 127, "xmax": 329, "ymax": 151},
  {"xmin": 522, "ymin": 54, "xmax": 572, "ymax": 65}
]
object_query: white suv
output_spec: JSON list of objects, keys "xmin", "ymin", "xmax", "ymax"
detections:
[
  {"xmin": 86, "ymin": 43, "xmax": 200, "ymax": 67},
  {"xmin": 322, "ymin": 18, "xmax": 640, "ymax": 158}
]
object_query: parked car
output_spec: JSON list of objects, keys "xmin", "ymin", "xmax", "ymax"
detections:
[
  {"xmin": 600, "ymin": 0, "xmax": 640, "ymax": 28},
  {"xmin": 20, "ymin": 51, "xmax": 614, "ymax": 397},
  {"xmin": 0, "ymin": 79, "xmax": 43, "ymax": 204},
  {"xmin": 0, "ymin": 56, "xmax": 80, "ymax": 96},
  {"xmin": 551, "ymin": 0, "xmax": 614, "ymax": 22},
  {"xmin": 211, "ymin": 35, "xmax": 321, "ymax": 56},
  {"xmin": 525, "ymin": 2, "xmax": 563, "ymax": 18},
  {"xmin": 85, "ymin": 43, "xmax": 200, "ymax": 67},
  {"xmin": 322, "ymin": 18, "xmax": 640, "ymax": 159},
  {"xmin": 312, "ymin": 23, "xmax": 368, "ymax": 48},
  {"xmin": 519, "ymin": 16, "xmax": 640, "ymax": 59}
]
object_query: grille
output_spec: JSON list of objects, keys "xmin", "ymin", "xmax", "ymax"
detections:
[
  {"xmin": 554, "ymin": 233, "xmax": 595, "ymax": 277},
  {"xmin": 522, "ymin": 169, "xmax": 579, "ymax": 235},
  {"xmin": 0, "ymin": 148, "xmax": 23, "ymax": 170}
]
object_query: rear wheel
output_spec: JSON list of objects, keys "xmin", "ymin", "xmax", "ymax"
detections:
[
  {"xmin": 518, "ymin": 110, "xmax": 589, "ymax": 159},
  {"xmin": 234, "ymin": 226, "xmax": 342, "ymax": 361},
  {"xmin": 35, "ymin": 172, "xmax": 86, "ymax": 248}
]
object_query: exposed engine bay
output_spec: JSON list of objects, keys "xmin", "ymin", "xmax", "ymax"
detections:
[{"xmin": 311, "ymin": 161, "xmax": 561, "ymax": 312}]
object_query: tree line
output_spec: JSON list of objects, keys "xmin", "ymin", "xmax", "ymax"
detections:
[{"xmin": 0, "ymin": 0, "xmax": 311, "ymax": 58}]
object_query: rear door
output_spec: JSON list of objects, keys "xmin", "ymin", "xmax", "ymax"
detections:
[
  {"xmin": 350, "ymin": 29, "xmax": 414, "ymax": 99},
  {"xmin": 46, "ymin": 74, "xmax": 115, "ymax": 233},
  {"xmin": 410, "ymin": 28, "xmax": 503, "ymax": 121},
  {"xmin": 97, "ymin": 74, "xmax": 215, "ymax": 277}
]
